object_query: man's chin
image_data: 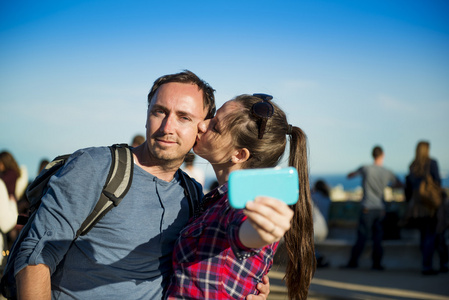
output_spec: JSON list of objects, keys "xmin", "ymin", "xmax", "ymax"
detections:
[
  {"xmin": 154, "ymin": 153, "xmax": 181, "ymax": 162},
  {"xmin": 151, "ymin": 148, "xmax": 186, "ymax": 163}
]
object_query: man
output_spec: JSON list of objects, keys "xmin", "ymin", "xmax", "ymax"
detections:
[
  {"xmin": 14, "ymin": 71, "xmax": 269, "ymax": 299},
  {"xmin": 343, "ymin": 146, "xmax": 402, "ymax": 270}
]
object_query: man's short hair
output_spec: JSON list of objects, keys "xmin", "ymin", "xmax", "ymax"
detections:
[
  {"xmin": 147, "ymin": 70, "xmax": 216, "ymax": 119},
  {"xmin": 372, "ymin": 146, "xmax": 383, "ymax": 159}
]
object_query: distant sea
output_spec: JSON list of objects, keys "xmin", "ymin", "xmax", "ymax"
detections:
[
  {"xmin": 310, "ymin": 173, "xmax": 449, "ymax": 191},
  {"xmin": 203, "ymin": 172, "xmax": 449, "ymax": 193}
]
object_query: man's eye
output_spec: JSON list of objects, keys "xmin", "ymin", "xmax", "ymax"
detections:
[{"xmin": 153, "ymin": 109, "xmax": 165, "ymax": 115}]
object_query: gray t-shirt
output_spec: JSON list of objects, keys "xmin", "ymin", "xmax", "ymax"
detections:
[
  {"xmin": 15, "ymin": 146, "xmax": 194, "ymax": 299},
  {"xmin": 355, "ymin": 165, "xmax": 397, "ymax": 209}
]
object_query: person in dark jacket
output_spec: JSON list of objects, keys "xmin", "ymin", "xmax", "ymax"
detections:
[{"xmin": 405, "ymin": 141, "xmax": 448, "ymax": 275}]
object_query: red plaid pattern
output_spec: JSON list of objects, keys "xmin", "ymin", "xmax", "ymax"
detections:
[{"xmin": 166, "ymin": 184, "xmax": 278, "ymax": 299}]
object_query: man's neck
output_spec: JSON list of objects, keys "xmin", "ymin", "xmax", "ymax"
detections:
[
  {"xmin": 374, "ymin": 158, "xmax": 384, "ymax": 166},
  {"xmin": 132, "ymin": 144, "xmax": 181, "ymax": 182}
]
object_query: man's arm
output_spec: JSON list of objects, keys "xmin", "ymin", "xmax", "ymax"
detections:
[
  {"xmin": 348, "ymin": 166, "xmax": 364, "ymax": 179},
  {"xmin": 16, "ymin": 264, "xmax": 51, "ymax": 300},
  {"xmin": 347, "ymin": 170, "xmax": 358, "ymax": 178}
]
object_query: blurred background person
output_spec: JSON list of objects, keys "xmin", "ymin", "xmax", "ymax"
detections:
[
  {"xmin": 404, "ymin": 141, "xmax": 448, "ymax": 275},
  {"xmin": 131, "ymin": 134, "xmax": 145, "ymax": 148},
  {"xmin": 0, "ymin": 151, "xmax": 29, "ymax": 203},
  {"xmin": 0, "ymin": 151, "xmax": 21, "ymax": 201},
  {"xmin": 312, "ymin": 179, "xmax": 332, "ymax": 228},
  {"xmin": 343, "ymin": 146, "xmax": 402, "ymax": 270},
  {"xmin": 37, "ymin": 159, "xmax": 50, "ymax": 175},
  {"xmin": 0, "ymin": 178, "xmax": 18, "ymax": 274},
  {"xmin": 17, "ymin": 158, "xmax": 50, "ymax": 216},
  {"xmin": 182, "ymin": 151, "xmax": 205, "ymax": 187},
  {"xmin": 311, "ymin": 179, "xmax": 331, "ymax": 267},
  {"xmin": 0, "ymin": 151, "xmax": 26, "ymax": 249}
]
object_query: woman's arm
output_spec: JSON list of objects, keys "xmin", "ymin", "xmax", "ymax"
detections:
[
  {"xmin": 430, "ymin": 159, "xmax": 441, "ymax": 185},
  {"xmin": 239, "ymin": 196, "xmax": 294, "ymax": 249}
]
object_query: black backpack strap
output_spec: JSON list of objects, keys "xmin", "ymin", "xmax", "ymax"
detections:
[
  {"xmin": 76, "ymin": 144, "xmax": 133, "ymax": 237},
  {"xmin": 178, "ymin": 170, "xmax": 204, "ymax": 219}
]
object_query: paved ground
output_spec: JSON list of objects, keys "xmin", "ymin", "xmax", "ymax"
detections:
[
  {"xmin": 2, "ymin": 266, "xmax": 447, "ymax": 299},
  {"xmin": 267, "ymin": 265, "xmax": 449, "ymax": 300}
]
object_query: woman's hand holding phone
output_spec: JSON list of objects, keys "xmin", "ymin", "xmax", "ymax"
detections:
[{"xmin": 239, "ymin": 196, "xmax": 294, "ymax": 248}]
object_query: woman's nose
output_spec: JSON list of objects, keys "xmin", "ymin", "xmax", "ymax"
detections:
[{"xmin": 198, "ymin": 120, "xmax": 209, "ymax": 133}]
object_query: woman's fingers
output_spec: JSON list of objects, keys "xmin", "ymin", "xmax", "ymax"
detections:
[
  {"xmin": 244, "ymin": 196, "xmax": 293, "ymax": 238},
  {"xmin": 247, "ymin": 196, "xmax": 293, "ymax": 217}
]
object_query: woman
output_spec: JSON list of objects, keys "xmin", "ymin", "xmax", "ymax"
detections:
[
  {"xmin": 0, "ymin": 151, "xmax": 21, "ymax": 200},
  {"xmin": 311, "ymin": 180, "xmax": 331, "ymax": 268},
  {"xmin": 166, "ymin": 94, "xmax": 316, "ymax": 299},
  {"xmin": 405, "ymin": 141, "xmax": 448, "ymax": 275},
  {"xmin": 0, "ymin": 178, "xmax": 18, "ymax": 272}
]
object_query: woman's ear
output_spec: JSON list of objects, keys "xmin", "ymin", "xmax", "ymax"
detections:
[{"xmin": 230, "ymin": 148, "xmax": 250, "ymax": 164}]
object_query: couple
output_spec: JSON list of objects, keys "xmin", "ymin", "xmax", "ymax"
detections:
[{"xmin": 13, "ymin": 71, "xmax": 315, "ymax": 299}]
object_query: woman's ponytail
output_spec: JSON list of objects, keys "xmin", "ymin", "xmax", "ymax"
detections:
[{"xmin": 283, "ymin": 126, "xmax": 316, "ymax": 300}]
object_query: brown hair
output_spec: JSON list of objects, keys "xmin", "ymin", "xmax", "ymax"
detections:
[
  {"xmin": 223, "ymin": 94, "xmax": 316, "ymax": 300},
  {"xmin": 410, "ymin": 141, "xmax": 430, "ymax": 176},
  {"xmin": 372, "ymin": 146, "xmax": 383, "ymax": 159},
  {"xmin": 147, "ymin": 70, "xmax": 216, "ymax": 119},
  {"xmin": 0, "ymin": 151, "xmax": 21, "ymax": 177},
  {"xmin": 313, "ymin": 180, "xmax": 330, "ymax": 198},
  {"xmin": 131, "ymin": 134, "xmax": 145, "ymax": 147}
]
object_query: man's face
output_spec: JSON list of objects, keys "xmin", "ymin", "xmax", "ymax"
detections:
[{"xmin": 145, "ymin": 82, "xmax": 207, "ymax": 166}]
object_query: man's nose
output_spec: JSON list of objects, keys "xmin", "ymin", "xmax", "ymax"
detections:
[{"xmin": 160, "ymin": 115, "xmax": 176, "ymax": 133}]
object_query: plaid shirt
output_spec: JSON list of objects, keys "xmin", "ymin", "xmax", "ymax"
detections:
[{"xmin": 166, "ymin": 184, "xmax": 278, "ymax": 299}]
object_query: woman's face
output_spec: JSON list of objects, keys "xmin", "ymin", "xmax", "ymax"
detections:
[{"xmin": 193, "ymin": 101, "xmax": 240, "ymax": 164}]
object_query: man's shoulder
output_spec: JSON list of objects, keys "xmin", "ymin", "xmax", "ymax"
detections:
[
  {"xmin": 365, "ymin": 164, "xmax": 388, "ymax": 171},
  {"xmin": 68, "ymin": 145, "xmax": 116, "ymax": 164},
  {"xmin": 71, "ymin": 145, "xmax": 112, "ymax": 158},
  {"xmin": 365, "ymin": 164, "xmax": 396, "ymax": 179},
  {"xmin": 58, "ymin": 146, "xmax": 115, "ymax": 178}
]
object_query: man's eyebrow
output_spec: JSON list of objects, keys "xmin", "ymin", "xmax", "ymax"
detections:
[
  {"xmin": 151, "ymin": 104, "xmax": 196, "ymax": 119},
  {"xmin": 150, "ymin": 104, "xmax": 167, "ymax": 111}
]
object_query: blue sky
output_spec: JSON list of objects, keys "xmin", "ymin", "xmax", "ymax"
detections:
[{"xmin": 1, "ymin": 0, "xmax": 448, "ymax": 182}]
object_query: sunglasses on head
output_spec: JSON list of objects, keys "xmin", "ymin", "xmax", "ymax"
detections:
[{"xmin": 251, "ymin": 93, "xmax": 274, "ymax": 139}]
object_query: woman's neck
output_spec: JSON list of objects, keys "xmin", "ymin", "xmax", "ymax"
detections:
[{"xmin": 212, "ymin": 163, "xmax": 242, "ymax": 185}]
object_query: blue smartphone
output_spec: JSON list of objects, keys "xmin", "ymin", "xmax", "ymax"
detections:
[{"xmin": 228, "ymin": 167, "xmax": 299, "ymax": 209}]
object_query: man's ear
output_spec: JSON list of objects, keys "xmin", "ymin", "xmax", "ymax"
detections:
[{"xmin": 230, "ymin": 148, "xmax": 250, "ymax": 164}]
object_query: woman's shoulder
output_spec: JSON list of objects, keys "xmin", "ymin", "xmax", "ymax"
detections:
[{"xmin": 430, "ymin": 158, "xmax": 439, "ymax": 167}]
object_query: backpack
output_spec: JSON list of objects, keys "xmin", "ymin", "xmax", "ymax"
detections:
[
  {"xmin": 0, "ymin": 144, "xmax": 133, "ymax": 299},
  {"xmin": 0, "ymin": 144, "xmax": 203, "ymax": 299},
  {"xmin": 418, "ymin": 172, "xmax": 442, "ymax": 210}
]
